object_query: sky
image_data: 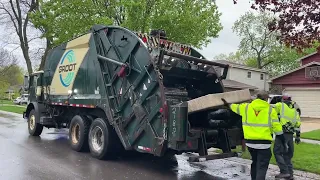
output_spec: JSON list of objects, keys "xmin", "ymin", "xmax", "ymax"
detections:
[
  {"xmin": 198, "ymin": 0, "xmax": 252, "ymax": 59},
  {"xmin": 1, "ymin": 0, "xmax": 252, "ymax": 71}
]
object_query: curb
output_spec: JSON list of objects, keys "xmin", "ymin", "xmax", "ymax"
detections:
[{"xmin": 301, "ymin": 138, "xmax": 320, "ymax": 145}]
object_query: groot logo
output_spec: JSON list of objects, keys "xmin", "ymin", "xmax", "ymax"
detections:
[{"xmin": 58, "ymin": 50, "xmax": 77, "ymax": 87}]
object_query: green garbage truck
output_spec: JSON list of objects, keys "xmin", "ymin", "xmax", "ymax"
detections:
[{"xmin": 23, "ymin": 25, "xmax": 248, "ymax": 162}]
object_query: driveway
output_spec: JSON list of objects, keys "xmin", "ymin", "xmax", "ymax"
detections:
[{"xmin": 301, "ymin": 118, "xmax": 320, "ymax": 133}]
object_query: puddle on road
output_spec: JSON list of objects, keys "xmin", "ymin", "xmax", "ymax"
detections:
[{"xmin": 175, "ymin": 154, "xmax": 251, "ymax": 180}]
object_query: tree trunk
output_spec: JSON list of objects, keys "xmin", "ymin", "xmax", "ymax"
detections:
[
  {"xmin": 21, "ymin": 45, "xmax": 33, "ymax": 74},
  {"xmin": 4, "ymin": 0, "xmax": 39, "ymax": 75},
  {"xmin": 257, "ymin": 53, "xmax": 262, "ymax": 69}
]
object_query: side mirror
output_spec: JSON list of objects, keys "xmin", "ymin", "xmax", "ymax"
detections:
[{"xmin": 23, "ymin": 75, "xmax": 29, "ymax": 92}]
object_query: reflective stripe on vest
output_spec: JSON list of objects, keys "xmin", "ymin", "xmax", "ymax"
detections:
[
  {"xmin": 243, "ymin": 104, "xmax": 278, "ymax": 128},
  {"xmin": 279, "ymin": 103, "xmax": 299, "ymax": 123}
]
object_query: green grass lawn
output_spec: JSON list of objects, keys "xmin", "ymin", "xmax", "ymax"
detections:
[
  {"xmin": 301, "ymin": 130, "xmax": 320, "ymax": 141},
  {"xmin": 216, "ymin": 143, "xmax": 320, "ymax": 174},
  {"xmin": 0, "ymin": 99, "xmax": 14, "ymax": 105},
  {"xmin": 0, "ymin": 105, "xmax": 26, "ymax": 114}
]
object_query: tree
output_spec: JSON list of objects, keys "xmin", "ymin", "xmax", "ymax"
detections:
[
  {"xmin": 0, "ymin": 80, "xmax": 9, "ymax": 99},
  {"xmin": 234, "ymin": 0, "xmax": 320, "ymax": 50},
  {"xmin": 214, "ymin": 51, "xmax": 253, "ymax": 64},
  {"xmin": 232, "ymin": 11, "xmax": 278, "ymax": 69},
  {"xmin": 0, "ymin": 0, "xmax": 40, "ymax": 74},
  {"xmin": 30, "ymin": 0, "xmax": 223, "ymax": 49},
  {"xmin": 0, "ymin": 48, "xmax": 23, "ymax": 86},
  {"xmin": 0, "ymin": 48, "xmax": 20, "ymax": 99},
  {"xmin": 266, "ymin": 43, "xmax": 318, "ymax": 75},
  {"xmin": 30, "ymin": 0, "xmax": 113, "ymax": 47},
  {"xmin": 0, "ymin": 47, "xmax": 18, "ymax": 77},
  {"xmin": 1, "ymin": 65, "xmax": 24, "ymax": 86},
  {"xmin": 215, "ymin": 43, "xmax": 318, "ymax": 76},
  {"xmin": 121, "ymin": 0, "xmax": 223, "ymax": 47}
]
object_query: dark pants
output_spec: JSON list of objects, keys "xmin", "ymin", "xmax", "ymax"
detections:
[
  {"xmin": 274, "ymin": 133, "xmax": 294, "ymax": 175},
  {"xmin": 248, "ymin": 147, "xmax": 272, "ymax": 180}
]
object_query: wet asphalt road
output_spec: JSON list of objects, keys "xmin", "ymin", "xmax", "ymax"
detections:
[{"xmin": 1, "ymin": 111, "xmax": 314, "ymax": 180}]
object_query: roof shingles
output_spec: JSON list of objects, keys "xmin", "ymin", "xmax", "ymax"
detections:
[{"xmin": 222, "ymin": 79, "xmax": 258, "ymax": 90}]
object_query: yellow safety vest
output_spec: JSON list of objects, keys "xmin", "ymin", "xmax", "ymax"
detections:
[
  {"xmin": 231, "ymin": 99, "xmax": 283, "ymax": 142},
  {"xmin": 274, "ymin": 102, "xmax": 301, "ymax": 132}
]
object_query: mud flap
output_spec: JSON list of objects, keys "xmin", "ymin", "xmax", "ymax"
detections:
[{"xmin": 23, "ymin": 112, "xmax": 27, "ymax": 119}]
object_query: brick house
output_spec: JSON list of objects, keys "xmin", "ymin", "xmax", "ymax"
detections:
[{"xmin": 269, "ymin": 51, "xmax": 320, "ymax": 118}]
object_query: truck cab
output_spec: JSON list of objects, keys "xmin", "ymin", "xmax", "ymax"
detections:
[{"xmin": 23, "ymin": 71, "xmax": 45, "ymax": 119}]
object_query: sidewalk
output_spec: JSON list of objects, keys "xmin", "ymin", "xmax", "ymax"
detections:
[
  {"xmin": 301, "ymin": 118, "xmax": 320, "ymax": 133},
  {"xmin": 301, "ymin": 138, "xmax": 320, "ymax": 145}
]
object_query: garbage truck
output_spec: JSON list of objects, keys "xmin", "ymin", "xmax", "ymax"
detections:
[{"xmin": 23, "ymin": 25, "xmax": 251, "ymax": 162}]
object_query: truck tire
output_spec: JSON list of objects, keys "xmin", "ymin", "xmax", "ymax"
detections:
[
  {"xmin": 88, "ymin": 118, "xmax": 118, "ymax": 160},
  {"xmin": 69, "ymin": 115, "xmax": 90, "ymax": 152},
  {"xmin": 28, "ymin": 109, "xmax": 43, "ymax": 136}
]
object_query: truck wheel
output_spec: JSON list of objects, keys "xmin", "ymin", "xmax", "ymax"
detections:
[
  {"xmin": 88, "ymin": 118, "xmax": 118, "ymax": 160},
  {"xmin": 69, "ymin": 115, "xmax": 90, "ymax": 152},
  {"xmin": 28, "ymin": 109, "xmax": 43, "ymax": 136}
]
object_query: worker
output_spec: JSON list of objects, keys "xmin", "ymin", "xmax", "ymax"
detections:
[
  {"xmin": 283, "ymin": 93, "xmax": 301, "ymax": 116},
  {"xmin": 221, "ymin": 90, "xmax": 287, "ymax": 180},
  {"xmin": 273, "ymin": 95, "xmax": 301, "ymax": 180}
]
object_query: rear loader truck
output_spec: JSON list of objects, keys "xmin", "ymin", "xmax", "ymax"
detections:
[{"xmin": 23, "ymin": 25, "xmax": 251, "ymax": 162}]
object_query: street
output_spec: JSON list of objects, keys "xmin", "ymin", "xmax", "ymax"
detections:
[{"xmin": 0, "ymin": 111, "xmax": 318, "ymax": 180}]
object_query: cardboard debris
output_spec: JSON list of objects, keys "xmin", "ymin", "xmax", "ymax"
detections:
[{"xmin": 187, "ymin": 89, "xmax": 251, "ymax": 113}]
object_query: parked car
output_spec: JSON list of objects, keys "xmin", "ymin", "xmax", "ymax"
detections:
[
  {"xmin": 13, "ymin": 94, "xmax": 29, "ymax": 105},
  {"xmin": 268, "ymin": 94, "xmax": 283, "ymax": 105}
]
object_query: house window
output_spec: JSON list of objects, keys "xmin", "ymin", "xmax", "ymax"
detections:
[
  {"xmin": 260, "ymin": 74, "xmax": 264, "ymax": 80},
  {"xmin": 247, "ymin": 71, "xmax": 251, "ymax": 78}
]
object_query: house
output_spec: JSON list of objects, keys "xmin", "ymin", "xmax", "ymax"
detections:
[
  {"xmin": 269, "ymin": 50, "xmax": 320, "ymax": 118},
  {"xmin": 4, "ymin": 85, "xmax": 24, "ymax": 100},
  {"xmin": 214, "ymin": 60, "xmax": 270, "ymax": 93}
]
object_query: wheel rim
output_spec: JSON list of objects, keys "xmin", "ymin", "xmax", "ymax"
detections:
[
  {"xmin": 71, "ymin": 123, "xmax": 80, "ymax": 144},
  {"xmin": 91, "ymin": 126, "xmax": 104, "ymax": 152},
  {"xmin": 29, "ymin": 115, "xmax": 36, "ymax": 130}
]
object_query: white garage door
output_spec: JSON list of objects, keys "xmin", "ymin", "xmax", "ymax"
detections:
[{"xmin": 284, "ymin": 88, "xmax": 320, "ymax": 118}]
